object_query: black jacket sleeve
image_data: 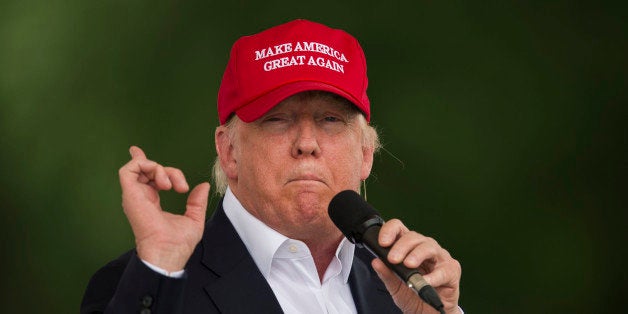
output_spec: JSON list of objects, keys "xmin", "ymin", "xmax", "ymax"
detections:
[{"xmin": 81, "ymin": 250, "xmax": 187, "ymax": 314}]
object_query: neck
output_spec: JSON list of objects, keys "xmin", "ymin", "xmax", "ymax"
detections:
[{"xmin": 302, "ymin": 236, "xmax": 343, "ymax": 282}]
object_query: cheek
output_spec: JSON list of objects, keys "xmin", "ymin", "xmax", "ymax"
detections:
[
  {"xmin": 328, "ymin": 142, "xmax": 365, "ymax": 180},
  {"xmin": 237, "ymin": 139, "xmax": 285, "ymax": 180}
]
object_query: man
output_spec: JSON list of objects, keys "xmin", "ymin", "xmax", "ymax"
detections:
[{"xmin": 81, "ymin": 19, "xmax": 461, "ymax": 313}]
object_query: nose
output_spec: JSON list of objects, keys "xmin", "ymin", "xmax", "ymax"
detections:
[{"xmin": 291, "ymin": 118, "xmax": 321, "ymax": 158}]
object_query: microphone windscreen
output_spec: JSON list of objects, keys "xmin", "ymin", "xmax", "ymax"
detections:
[{"xmin": 328, "ymin": 190, "xmax": 380, "ymax": 240}]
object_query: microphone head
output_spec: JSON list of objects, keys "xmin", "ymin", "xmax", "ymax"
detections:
[{"xmin": 328, "ymin": 190, "xmax": 381, "ymax": 243}]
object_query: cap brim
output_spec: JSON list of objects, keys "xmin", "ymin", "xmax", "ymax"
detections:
[{"xmin": 234, "ymin": 81, "xmax": 366, "ymax": 123}]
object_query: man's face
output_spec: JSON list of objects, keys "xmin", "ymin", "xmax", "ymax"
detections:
[{"xmin": 216, "ymin": 92, "xmax": 374, "ymax": 242}]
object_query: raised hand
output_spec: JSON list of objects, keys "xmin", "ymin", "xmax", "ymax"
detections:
[
  {"xmin": 371, "ymin": 219, "xmax": 462, "ymax": 314},
  {"xmin": 118, "ymin": 146, "xmax": 210, "ymax": 272}
]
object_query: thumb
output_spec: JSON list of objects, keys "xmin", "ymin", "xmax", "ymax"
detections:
[
  {"xmin": 372, "ymin": 258, "xmax": 424, "ymax": 313},
  {"xmin": 372, "ymin": 258, "xmax": 403, "ymax": 292},
  {"xmin": 184, "ymin": 182, "xmax": 210, "ymax": 223}
]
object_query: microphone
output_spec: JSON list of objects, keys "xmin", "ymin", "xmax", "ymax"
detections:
[{"xmin": 328, "ymin": 190, "xmax": 445, "ymax": 314}]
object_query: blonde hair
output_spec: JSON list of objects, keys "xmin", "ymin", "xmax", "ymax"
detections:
[{"xmin": 212, "ymin": 92, "xmax": 381, "ymax": 195}]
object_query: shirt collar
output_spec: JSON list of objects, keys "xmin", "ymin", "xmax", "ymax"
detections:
[
  {"xmin": 222, "ymin": 187, "xmax": 355, "ymax": 283},
  {"xmin": 335, "ymin": 237, "xmax": 355, "ymax": 283},
  {"xmin": 223, "ymin": 187, "xmax": 287, "ymax": 278}
]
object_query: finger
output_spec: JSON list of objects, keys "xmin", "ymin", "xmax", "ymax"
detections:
[
  {"xmin": 137, "ymin": 172, "xmax": 150, "ymax": 184},
  {"xmin": 379, "ymin": 218, "xmax": 409, "ymax": 247},
  {"xmin": 130, "ymin": 159, "xmax": 168, "ymax": 187},
  {"xmin": 164, "ymin": 167, "xmax": 189, "ymax": 193},
  {"xmin": 423, "ymin": 259, "xmax": 461, "ymax": 288},
  {"xmin": 120, "ymin": 158, "xmax": 170, "ymax": 191},
  {"xmin": 407, "ymin": 241, "xmax": 448, "ymax": 269},
  {"xmin": 119, "ymin": 158, "xmax": 156, "ymax": 188},
  {"xmin": 387, "ymin": 231, "xmax": 425, "ymax": 264},
  {"xmin": 129, "ymin": 146, "xmax": 147, "ymax": 159},
  {"xmin": 153, "ymin": 164, "xmax": 172, "ymax": 190},
  {"xmin": 133, "ymin": 159, "xmax": 171, "ymax": 190},
  {"xmin": 394, "ymin": 236, "xmax": 443, "ymax": 269},
  {"xmin": 119, "ymin": 157, "xmax": 157, "ymax": 179},
  {"xmin": 184, "ymin": 182, "xmax": 210, "ymax": 223}
]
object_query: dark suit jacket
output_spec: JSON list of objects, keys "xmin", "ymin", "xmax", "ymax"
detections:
[{"xmin": 81, "ymin": 201, "xmax": 401, "ymax": 313}]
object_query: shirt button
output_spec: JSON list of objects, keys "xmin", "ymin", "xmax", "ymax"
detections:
[
  {"xmin": 288, "ymin": 244, "xmax": 298, "ymax": 253},
  {"xmin": 141, "ymin": 295, "xmax": 153, "ymax": 307}
]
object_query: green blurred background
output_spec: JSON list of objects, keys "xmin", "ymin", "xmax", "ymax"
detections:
[{"xmin": 1, "ymin": 1, "xmax": 626, "ymax": 313}]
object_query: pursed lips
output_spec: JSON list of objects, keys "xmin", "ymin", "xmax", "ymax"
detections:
[{"xmin": 287, "ymin": 174, "xmax": 325, "ymax": 184}]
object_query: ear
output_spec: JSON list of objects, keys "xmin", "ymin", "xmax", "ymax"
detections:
[
  {"xmin": 360, "ymin": 146, "xmax": 375, "ymax": 180},
  {"xmin": 215, "ymin": 125, "xmax": 238, "ymax": 180}
]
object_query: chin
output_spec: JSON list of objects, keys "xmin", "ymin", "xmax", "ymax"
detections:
[{"xmin": 285, "ymin": 192, "xmax": 324, "ymax": 219}]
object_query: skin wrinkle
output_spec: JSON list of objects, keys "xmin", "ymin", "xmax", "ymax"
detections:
[
  {"xmin": 212, "ymin": 91, "xmax": 380, "ymax": 196},
  {"xmin": 214, "ymin": 91, "xmax": 376, "ymax": 278}
]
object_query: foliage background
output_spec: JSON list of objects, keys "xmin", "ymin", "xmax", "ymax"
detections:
[{"xmin": 1, "ymin": 1, "xmax": 625, "ymax": 313}]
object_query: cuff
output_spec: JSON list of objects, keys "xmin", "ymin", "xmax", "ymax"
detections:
[{"xmin": 141, "ymin": 259, "xmax": 186, "ymax": 278}]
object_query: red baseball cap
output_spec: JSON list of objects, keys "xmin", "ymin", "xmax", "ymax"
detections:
[{"xmin": 217, "ymin": 19, "xmax": 370, "ymax": 124}]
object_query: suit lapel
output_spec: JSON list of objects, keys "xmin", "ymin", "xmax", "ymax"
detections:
[
  {"xmin": 200, "ymin": 203, "xmax": 283, "ymax": 313},
  {"xmin": 349, "ymin": 247, "xmax": 402, "ymax": 314},
  {"xmin": 196, "ymin": 202, "xmax": 399, "ymax": 314}
]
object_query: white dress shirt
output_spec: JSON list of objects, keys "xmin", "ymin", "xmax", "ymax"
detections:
[
  {"xmin": 142, "ymin": 187, "xmax": 463, "ymax": 313},
  {"xmin": 223, "ymin": 187, "xmax": 357, "ymax": 314}
]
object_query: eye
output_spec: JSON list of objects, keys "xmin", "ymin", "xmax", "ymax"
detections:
[
  {"xmin": 320, "ymin": 112, "xmax": 348, "ymax": 123},
  {"xmin": 262, "ymin": 114, "xmax": 290, "ymax": 123},
  {"xmin": 265, "ymin": 117, "xmax": 284, "ymax": 122},
  {"xmin": 317, "ymin": 113, "xmax": 349, "ymax": 135},
  {"xmin": 257, "ymin": 113, "xmax": 293, "ymax": 133}
]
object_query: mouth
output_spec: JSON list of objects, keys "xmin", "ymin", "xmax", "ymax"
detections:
[{"xmin": 287, "ymin": 174, "xmax": 325, "ymax": 184}]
